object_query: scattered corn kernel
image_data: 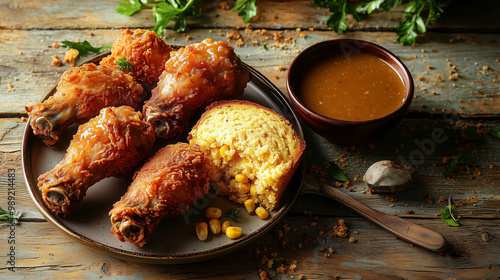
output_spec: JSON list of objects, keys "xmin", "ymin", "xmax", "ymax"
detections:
[
  {"xmin": 222, "ymin": 221, "xmax": 231, "ymax": 233},
  {"xmin": 195, "ymin": 222, "xmax": 208, "ymax": 241},
  {"xmin": 244, "ymin": 199, "xmax": 256, "ymax": 213},
  {"xmin": 255, "ymin": 206, "xmax": 269, "ymax": 220},
  {"xmin": 205, "ymin": 207, "xmax": 222, "ymax": 219},
  {"xmin": 209, "ymin": 219, "xmax": 221, "ymax": 234},
  {"xmin": 226, "ymin": 226, "xmax": 242, "ymax": 239},
  {"xmin": 219, "ymin": 145, "xmax": 230, "ymax": 157},
  {"xmin": 235, "ymin": 174, "xmax": 249, "ymax": 183}
]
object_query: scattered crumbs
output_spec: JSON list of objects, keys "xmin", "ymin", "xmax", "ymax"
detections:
[
  {"xmin": 51, "ymin": 42, "xmax": 61, "ymax": 48},
  {"xmin": 425, "ymin": 194, "xmax": 434, "ymax": 204},
  {"xmin": 64, "ymin": 48, "xmax": 79, "ymax": 67},
  {"xmin": 482, "ymin": 65, "xmax": 490, "ymax": 70},
  {"xmin": 51, "ymin": 54, "xmax": 62, "ymax": 66},
  {"xmin": 427, "ymin": 65, "xmax": 433, "ymax": 69},
  {"xmin": 18, "ymin": 51, "xmax": 23, "ymax": 55},
  {"xmin": 418, "ymin": 76, "xmax": 424, "ymax": 81},
  {"xmin": 274, "ymin": 66, "xmax": 287, "ymax": 72},
  {"xmin": 349, "ymin": 236, "xmax": 356, "ymax": 243},
  {"xmin": 89, "ymin": 32, "xmax": 94, "ymax": 36},
  {"xmin": 406, "ymin": 209, "xmax": 414, "ymax": 214}
]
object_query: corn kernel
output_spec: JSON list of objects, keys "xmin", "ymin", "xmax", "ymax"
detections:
[
  {"xmin": 244, "ymin": 199, "xmax": 256, "ymax": 214},
  {"xmin": 209, "ymin": 219, "xmax": 221, "ymax": 234},
  {"xmin": 195, "ymin": 222, "xmax": 208, "ymax": 241},
  {"xmin": 226, "ymin": 226, "xmax": 242, "ymax": 239},
  {"xmin": 235, "ymin": 174, "xmax": 249, "ymax": 183},
  {"xmin": 219, "ymin": 145, "xmax": 230, "ymax": 157},
  {"xmin": 189, "ymin": 140, "xmax": 194, "ymax": 146},
  {"xmin": 250, "ymin": 185, "xmax": 257, "ymax": 196},
  {"xmin": 222, "ymin": 221, "xmax": 231, "ymax": 233},
  {"xmin": 255, "ymin": 207, "xmax": 269, "ymax": 220},
  {"xmin": 205, "ymin": 207, "xmax": 222, "ymax": 219}
]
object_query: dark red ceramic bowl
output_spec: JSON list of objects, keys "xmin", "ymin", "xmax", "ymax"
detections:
[{"xmin": 286, "ymin": 39, "xmax": 414, "ymax": 145}]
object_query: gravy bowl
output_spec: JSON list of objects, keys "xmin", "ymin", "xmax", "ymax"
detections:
[{"xmin": 286, "ymin": 39, "xmax": 414, "ymax": 145}]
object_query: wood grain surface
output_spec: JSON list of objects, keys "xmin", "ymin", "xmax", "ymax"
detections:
[{"xmin": 0, "ymin": 0, "xmax": 498, "ymax": 279}]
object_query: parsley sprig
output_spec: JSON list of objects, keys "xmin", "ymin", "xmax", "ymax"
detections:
[
  {"xmin": 439, "ymin": 195, "xmax": 459, "ymax": 226},
  {"xmin": 315, "ymin": 0, "xmax": 451, "ymax": 46},
  {"xmin": 116, "ymin": 0, "xmax": 202, "ymax": 37},
  {"xmin": 61, "ymin": 41, "xmax": 111, "ymax": 58},
  {"xmin": 443, "ymin": 150, "xmax": 472, "ymax": 177},
  {"xmin": 224, "ymin": 208, "xmax": 241, "ymax": 220},
  {"xmin": 0, "ymin": 207, "xmax": 22, "ymax": 225},
  {"xmin": 116, "ymin": 57, "xmax": 134, "ymax": 71},
  {"xmin": 233, "ymin": 0, "xmax": 257, "ymax": 24}
]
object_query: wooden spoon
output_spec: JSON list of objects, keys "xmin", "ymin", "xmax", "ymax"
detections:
[{"xmin": 302, "ymin": 174, "xmax": 447, "ymax": 252}]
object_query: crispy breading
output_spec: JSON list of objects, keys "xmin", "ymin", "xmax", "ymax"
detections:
[
  {"xmin": 26, "ymin": 63, "xmax": 143, "ymax": 145},
  {"xmin": 100, "ymin": 28, "xmax": 173, "ymax": 88},
  {"xmin": 109, "ymin": 143, "xmax": 213, "ymax": 248},
  {"xmin": 38, "ymin": 106, "xmax": 155, "ymax": 217},
  {"xmin": 143, "ymin": 38, "xmax": 250, "ymax": 139}
]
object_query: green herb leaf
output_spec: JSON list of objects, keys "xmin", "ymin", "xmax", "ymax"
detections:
[
  {"xmin": 327, "ymin": 161, "xmax": 349, "ymax": 182},
  {"xmin": 439, "ymin": 205, "xmax": 459, "ymax": 226},
  {"xmin": 116, "ymin": 1, "xmax": 143, "ymax": 16},
  {"xmin": 443, "ymin": 151, "xmax": 473, "ymax": 177},
  {"xmin": 465, "ymin": 126, "xmax": 480, "ymax": 141},
  {"xmin": 356, "ymin": 0, "xmax": 385, "ymax": 15},
  {"xmin": 150, "ymin": 0, "xmax": 201, "ymax": 37},
  {"xmin": 263, "ymin": 44, "xmax": 268, "ymax": 50},
  {"xmin": 116, "ymin": 57, "xmax": 134, "ymax": 71},
  {"xmin": 224, "ymin": 208, "xmax": 242, "ymax": 220},
  {"xmin": 61, "ymin": 41, "xmax": 111, "ymax": 58},
  {"xmin": 0, "ymin": 207, "xmax": 22, "ymax": 225},
  {"xmin": 270, "ymin": 256, "xmax": 284, "ymax": 269},
  {"xmin": 233, "ymin": 0, "xmax": 257, "ymax": 24},
  {"xmin": 487, "ymin": 126, "xmax": 500, "ymax": 139}
]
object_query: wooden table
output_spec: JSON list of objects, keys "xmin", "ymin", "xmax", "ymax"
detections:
[{"xmin": 1, "ymin": 0, "xmax": 498, "ymax": 279}]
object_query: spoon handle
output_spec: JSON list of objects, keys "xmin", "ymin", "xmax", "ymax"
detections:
[{"xmin": 318, "ymin": 181, "xmax": 447, "ymax": 252}]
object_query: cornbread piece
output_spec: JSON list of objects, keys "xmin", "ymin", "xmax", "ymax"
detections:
[
  {"xmin": 109, "ymin": 143, "xmax": 212, "ymax": 248},
  {"xmin": 143, "ymin": 38, "xmax": 250, "ymax": 139},
  {"xmin": 188, "ymin": 100, "xmax": 305, "ymax": 210}
]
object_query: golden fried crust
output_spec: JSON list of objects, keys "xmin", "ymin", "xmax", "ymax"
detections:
[
  {"xmin": 100, "ymin": 28, "xmax": 173, "ymax": 88},
  {"xmin": 143, "ymin": 38, "xmax": 251, "ymax": 139},
  {"xmin": 26, "ymin": 63, "xmax": 143, "ymax": 146},
  {"xmin": 37, "ymin": 106, "xmax": 155, "ymax": 217},
  {"xmin": 109, "ymin": 143, "xmax": 213, "ymax": 248}
]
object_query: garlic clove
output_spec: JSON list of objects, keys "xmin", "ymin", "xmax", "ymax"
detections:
[{"xmin": 363, "ymin": 160, "xmax": 412, "ymax": 193}]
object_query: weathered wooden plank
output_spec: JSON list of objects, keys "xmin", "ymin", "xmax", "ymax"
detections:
[
  {"xmin": 0, "ymin": 216, "xmax": 498, "ymax": 279},
  {"xmin": 1, "ymin": 29, "xmax": 498, "ymax": 117},
  {"xmin": 1, "ymin": 0, "xmax": 499, "ymax": 32}
]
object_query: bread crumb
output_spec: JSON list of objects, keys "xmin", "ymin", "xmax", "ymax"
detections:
[
  {"xmin": 51, "ymin": 43, "xmax": 61, "ymax": 48},
  {"xmin": 349, "ymin": 236, "xmax": 356, "ymax": 243},
  {"xmin": 63, "ymin": 48, "xmax": 79, "ymax": 66},
  {"xmin": 51, "ymin": 54, "xmax": 62, "ymax": 66},
  {"xmin": 275, "ymin": 66, "xmax": 287, "ymax": 72}
]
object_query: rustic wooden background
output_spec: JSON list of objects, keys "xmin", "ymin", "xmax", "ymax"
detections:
[{"xmin": 0, "ymin": 0, "xmax": 498, "ymax": 279}]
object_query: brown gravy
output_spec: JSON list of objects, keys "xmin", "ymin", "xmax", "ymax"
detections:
[{"xmin": 299, "ymin": 52, "xmax": 406, "ymax": 121}]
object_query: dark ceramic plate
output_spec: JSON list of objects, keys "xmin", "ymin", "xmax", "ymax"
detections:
[{"xmin": 22, "ymin": 52, "xmax": 305, "ymax": 264}]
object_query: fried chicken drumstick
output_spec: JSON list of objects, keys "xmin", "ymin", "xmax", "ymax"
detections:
[
  {"xmin": 100, "ymin": 28, "xmax": 173, "ymax": 89},
  {"xmin": 109, "ymin": 143, "xmax": 212, "ymax": 248},
  {"xmin": 26, "ymin": 63, "xmax": 143, "ymax": 146},
  {"xmin": 38, "ymin": 106, "xmax": 155, "ymax": 217},
  {"xmin": 143, "ymin": 38, "xmax": 250, "ymax": 139}
]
